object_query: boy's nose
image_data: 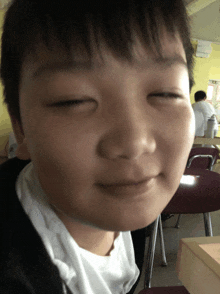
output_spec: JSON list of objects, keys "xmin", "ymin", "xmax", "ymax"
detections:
[{"xmin": 98, "ymin": 107, "xmax": 157, "ymax": 161}]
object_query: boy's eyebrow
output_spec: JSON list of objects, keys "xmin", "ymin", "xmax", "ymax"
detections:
[
  {"xmin": 134, "ymin": 54, "xmax": 188, "ymax": 69},
  {"xmin": 32, "ymin": 60, "xmax": 98, "ymax": 79},
  {"xmin": 31, "ymin": 54, "xmax": 188, "ymax": 79}
]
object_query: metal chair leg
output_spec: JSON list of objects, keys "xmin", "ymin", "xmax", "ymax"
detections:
[
  {"xmin": 158, "ymin": 215, "xmax": 167, "ymax": 266},
  {"xmin": 203, "ymin": 212, "xmax": 213, "ymax": 236},
  {"xmin": 143, "ymin": 213, "xmax": 213, "ymax": 290},
  {"xmin": 144, "ymin": 216, "xmax": 159, "ymax": 289},
  {"xmin": 175, "ymin": 214, "xmax": 182, "ymax": 228}
]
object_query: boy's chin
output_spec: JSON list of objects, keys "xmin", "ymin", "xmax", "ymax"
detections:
[{"xmin": 92, "ymin": 215, "xmax": 159, "ymax": 232}]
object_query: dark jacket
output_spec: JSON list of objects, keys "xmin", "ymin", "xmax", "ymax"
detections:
[{"xmin": 0, "ymin": 158, "xmax": 146, "ymax": 294}]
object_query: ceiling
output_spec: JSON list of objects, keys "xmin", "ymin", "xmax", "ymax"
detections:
[
  {"xmin": 186, "ymin": 0, "xmax": 220, "ymax": 43},
  {"xmin": 0, "ymin": 0, "xmax": 10, "ymax": 9}
]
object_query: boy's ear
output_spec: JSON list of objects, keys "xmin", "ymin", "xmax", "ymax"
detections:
[{"xmin": 9, "ymin": 114, "xmax": 31, "ymax": 160}]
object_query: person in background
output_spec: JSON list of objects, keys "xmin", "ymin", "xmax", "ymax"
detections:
[{"xmin": 192, "ymin": 90, "xmax": 218, "ymax": 137}]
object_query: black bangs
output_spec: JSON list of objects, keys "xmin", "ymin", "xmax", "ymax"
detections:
[
  {"xmin": 1, "ymin": 0, "xmax": 194, "ymax": 120},
  {"xmin": 4, "ymin": 0, "xmax": 190, "ymax": 60}
]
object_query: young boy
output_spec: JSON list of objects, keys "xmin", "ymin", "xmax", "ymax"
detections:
[{"xmin": 0, "ymin": 0, "xmax": 195, "ymax": 293}]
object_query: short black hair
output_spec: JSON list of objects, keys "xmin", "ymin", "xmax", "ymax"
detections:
[
  {"xmin": 194, "ymin": 91, "xmax": 206, "ymax": 102},
  {"xmin": 1, "ymin": 0, "xmax": 194, "ymax": 122}
]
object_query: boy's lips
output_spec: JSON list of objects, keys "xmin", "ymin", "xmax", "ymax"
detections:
[{"xmin": 96, "ymin": 176, "xmax": 157, "ymax": 198}]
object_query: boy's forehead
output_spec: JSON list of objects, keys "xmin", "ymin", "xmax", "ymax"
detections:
[
  {"xmin": 130, "ymin": 33, "xmax": 186, "ymax": 63},
  {"xmin": 21, "ymin": 33, "xmax": 187, "ymax": 80}
]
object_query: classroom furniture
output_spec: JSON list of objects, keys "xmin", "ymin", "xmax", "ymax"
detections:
[
  {"xmin": 177, "ymin": 236, "xmax": 220, "ymax": 294},
  {"xmin": 144, "ymin": 168, "xmax": 220, "ymax": 289},
  {"xmin": 138, "ymin": 286, "xmax": 189, "ymax": 294},
  {"xmin": 173, "ymin": 146, "xmax": 219, "ymax": 229}
]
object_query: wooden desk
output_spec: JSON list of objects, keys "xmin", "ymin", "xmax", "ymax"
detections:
[
  {"xmin": 194, "ymin": 137, "xmax": 220, "ymax": 145},
  {"xmin": 177, "ymin": 236, "xmax": 220, "ymax": 294},
  {"xmin": 193, "ymin": 137, "xmax": 220, "ymax": 154}
]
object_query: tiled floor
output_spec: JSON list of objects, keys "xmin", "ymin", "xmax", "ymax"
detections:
[{"xmin": 134, "ymin": 211, "xmax": 220, "ymax": 293}]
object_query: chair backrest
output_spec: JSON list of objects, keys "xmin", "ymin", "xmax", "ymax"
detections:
[
  {"xmin": 186, "ymin": 147, "xmax": 219, "ymax": 170},
  {"xmin": 138, "ymin": 286, "xmax": 190, "ymax": 294}
]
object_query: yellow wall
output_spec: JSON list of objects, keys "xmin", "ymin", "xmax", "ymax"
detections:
[
  {"xmin": 0, "ymin": 9, "xmax": 12, "ymax": 152},
  {"xmin": 190, "ymin": 40, "xmax": 220, "ymax": 104}
]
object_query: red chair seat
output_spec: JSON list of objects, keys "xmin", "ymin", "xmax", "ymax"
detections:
[
  {"xmin": 163, "ymin": 169, "xmax": 220, "ymax": 214},
  {"xmin": 138, "ymin": 286, "xmax": 189, "ymax": 294}
]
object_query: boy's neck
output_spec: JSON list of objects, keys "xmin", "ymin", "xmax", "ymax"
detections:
[{"xmin": 53, "ymin": 207, "xmax": 118, "ymax": 256}]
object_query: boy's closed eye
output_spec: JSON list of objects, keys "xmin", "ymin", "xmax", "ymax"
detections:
[
  {"xmin": 47, "ymin": 97, "xmax": 98, "ymax": 112},
  {"xmin": 149, "ymin": 92, "xmax": 185, "ymax": 99},
  {"xmin": 146, "ymin": 91, "xmax": 188, "ymax": 108},
  {"xmin": 50, "ymin": 98, "xmax": 94, "ymax": 107}
]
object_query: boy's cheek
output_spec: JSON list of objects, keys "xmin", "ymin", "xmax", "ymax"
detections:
[
  {"xmin": 159, "ymin": 104, "xmax": 194, "ymax": 145},
  {"xmin": 158, "ymin": 106, "xmax": 195, "ymax": 178}
]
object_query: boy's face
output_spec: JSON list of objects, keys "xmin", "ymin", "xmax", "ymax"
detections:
[{"xmin": 15, "ymin": 32, "xmax": 195, "ymax": 231}]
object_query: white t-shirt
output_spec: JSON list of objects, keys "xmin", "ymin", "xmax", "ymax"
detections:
[
  {"xmin": 16, "ymin": 162, "xmax": 140, "ymax": 294},
  {"xmin": 193, "ymin": 109, "xmax": 205, "ymax": 136},
  {"xmin": 192, "ymin": 100, "xmax": 218, "ymax": 136}
]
